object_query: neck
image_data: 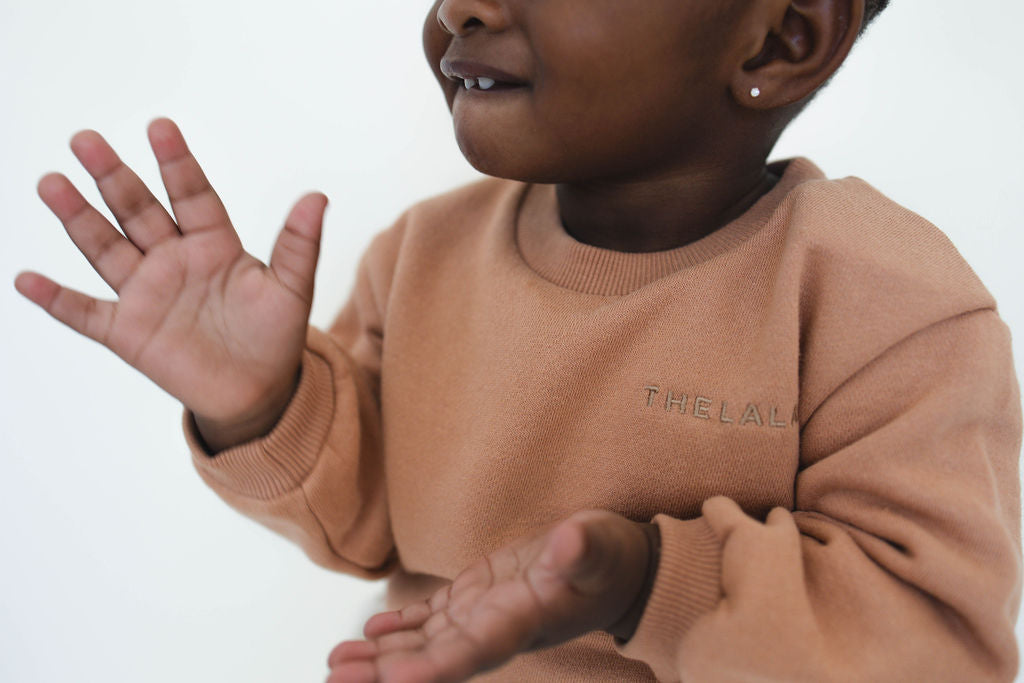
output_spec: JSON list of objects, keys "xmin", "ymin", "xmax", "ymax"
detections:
[{"xmin": 554, "ymin": 159, "xmax": 778, "ymax": 253}]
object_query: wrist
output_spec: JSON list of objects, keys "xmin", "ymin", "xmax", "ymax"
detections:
[
  {"xmin": 192, "ymin": 366, "xmax": 302, "ymax": 453},
  {"xmin": 606, "ymin": 521, "xmax": 661, "ymax": 642}
]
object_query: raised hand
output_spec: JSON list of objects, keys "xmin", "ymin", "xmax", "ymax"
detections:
[
  {"xmin": 15, "ymin": 118, "xmax": 328, "ymax": 451},
  {"xmin": 326, "ymin": 510, "xmax": 656, "ymax": 683}
]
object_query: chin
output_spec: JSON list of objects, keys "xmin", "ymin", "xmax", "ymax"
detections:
[
  {"xmin": 454, "ymin": 133, "xmax": 577, "ymax": 185},
  {"xmin": 457, "ymin": 141, "xmax": 520, "ymax": 181}
]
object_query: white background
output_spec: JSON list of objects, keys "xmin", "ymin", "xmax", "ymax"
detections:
[{"xmin": 2, "ymin": 0, "xmax": 1022, "ymax": 681}]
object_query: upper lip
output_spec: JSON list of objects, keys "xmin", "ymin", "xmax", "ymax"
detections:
[{"xmin": 440, "ymin": 58, "xmax": 528, "ymax": 85}]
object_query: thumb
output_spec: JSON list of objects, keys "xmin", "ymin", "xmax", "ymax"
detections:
[
  {"xmin": 540, "ymin": 514, "xmax": 620, "ymax": 597},
  {"xmin": 269, "ymin": 192, "xmax": 328, "ymax": 304}
]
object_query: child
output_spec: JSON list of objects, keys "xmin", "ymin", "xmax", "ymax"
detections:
[{"xmin": 14, "ymin": 0, "xmax": 1022, "ymax": 680}]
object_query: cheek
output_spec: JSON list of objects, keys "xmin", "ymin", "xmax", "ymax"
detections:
[
  {"xmin": 529, "ymin": 21, "xmax": 672, "ymax": 135},
  {"xmin": 530, "ymin": 68, "xmax": 672, "ymax": 154},
  {"xmin": 448, "ymin": 61, "xmax": 680, "ymax": 180}
]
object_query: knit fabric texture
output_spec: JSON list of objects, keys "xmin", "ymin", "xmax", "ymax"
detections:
[{"xmin": 184, "ymin": 158, "xmax": 1022, "ymax": 681}]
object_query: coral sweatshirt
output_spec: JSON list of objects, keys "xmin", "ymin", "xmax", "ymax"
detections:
[{"xmin": 183, "ymin": 158, "xmax": 1022, "ymax": 681}]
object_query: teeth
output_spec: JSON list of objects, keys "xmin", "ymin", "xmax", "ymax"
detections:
[{"xmin": 460, "ymin": 77, "xmax": 499, "ymax": 90}]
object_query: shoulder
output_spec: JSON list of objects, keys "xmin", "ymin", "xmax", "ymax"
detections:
[
  {"xmin": 405, "ymin": 174, "xmax": 522, "ymax": 217},
  {"xmin": 351, "ymin": 175, "xmax": 525, "ymax": 298},
  {"xmin": 362, "ymin": 175, "xmax": 525, "ymax": 259},
  {"xmin": 394, "ymin": 175, "xmax": 525, "ymax": 237},
  {"xmin": 777, "ymin": 162, "xmax": 995, "ymax": 314},
  {"xmin": 775, "ymin": 162, "xmax": 1003, "ymax": 410}
]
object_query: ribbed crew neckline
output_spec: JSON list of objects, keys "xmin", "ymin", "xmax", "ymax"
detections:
[{"xmin": 515, "ymin": 157, "xmax": 824, "ymax": 296}]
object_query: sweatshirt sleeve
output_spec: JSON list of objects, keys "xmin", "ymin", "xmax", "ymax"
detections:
[
  {"xmin": 181, "ymin": 219, "xmax": 407, "ymax": 580},
  {"xmin": 615, "ymin": 309, "xmax": 1023, "ymax": 681}
]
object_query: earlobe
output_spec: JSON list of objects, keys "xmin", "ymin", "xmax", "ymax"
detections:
[{"xmin": 731, "ymin": 0, "xmax": 865, "ymax": 110}]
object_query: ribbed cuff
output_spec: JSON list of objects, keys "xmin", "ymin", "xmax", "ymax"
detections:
[
  {"xmin": 614, "ymin": 514, "xmax": 722, "ymax": 682},
  {"xmin": 184, "ymin": 346, "xmax": 335, "ymax": 500}
]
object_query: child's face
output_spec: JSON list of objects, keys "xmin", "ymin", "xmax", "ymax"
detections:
[{"xmin": 423, "ymin": 0, "xmax": 751, "ymax": 184}]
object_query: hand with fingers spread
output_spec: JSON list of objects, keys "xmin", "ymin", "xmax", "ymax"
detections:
[
  {"xmin": 14, "ymin": 118, "xmax": 328, "ymax": 452},
  {"xmin": 326, "ymin": 510, "xmax": 659, "ymax": 683}
]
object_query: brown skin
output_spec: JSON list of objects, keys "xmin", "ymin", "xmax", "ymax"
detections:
[
  {"xmin": 14, "ymin": 120, "xmax": 325, "ymax": 453},
  {"xmin": 423, "ymin": 0, "xmax": 863, "ymax": 252},
  {"xmin": 14, "ymin": 0, "xmax": 864, "ymax": 680},
  {"xmin": 327, "ymin": 511, "xmax": 657, "ymax": 683},
  {"xmin": 328, "ymin": 0, "xmax": 865, "ymax": 680}
]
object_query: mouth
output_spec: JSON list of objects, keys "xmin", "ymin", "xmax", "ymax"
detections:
[
  {"xmin": 440, "ymin": 58, "xmax": 530, "ymax": 93},
  {"xmin": 458, "ymin": 77, "xmax": 525, "ymax": 92}
]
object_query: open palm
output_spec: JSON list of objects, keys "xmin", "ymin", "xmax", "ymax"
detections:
[
  {"xmin": 15, "ymin": 119, "xmax": 327, "ymax": 444},
  {"xmin": 326, "ymin": 510, "xmax": 651, "ymax": 683}
]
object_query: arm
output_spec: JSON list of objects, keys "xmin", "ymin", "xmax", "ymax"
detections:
[{"xmin": 615, "ymin": 309, "xmax": 1022, "ymax": 681}]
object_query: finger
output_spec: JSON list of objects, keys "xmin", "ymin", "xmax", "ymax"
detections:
[
  {"xmin": 15, "ymin": 271, "xmax": 116, "ymax": 346},
  {"xmin": 538, "ymin": 518, "xmax": 588, "ymax": 575},
  {"xmin": 373, "ymin": 628, "xmax": 429, "ymax": 655},
  {"xmin": 537, "ymin": 516, "xmax": 622, "ymax": 598},
  {"xmin": 364, "ymin": 602, "xmax": 433, "ymax": 639},
  {"xmin": 327, "ymin": 639, "xmax": 379, "ymax": 667},
  {"xmin": 325, "ymin": 658, "xmax": 376, "ymax": 683},
  {"xmin": 416, "ymin": 621, "xmax": 493, "ymax": 683},
  {"xmin": 37, "ymin": 173, "xmax": 142, "ymax": 293},
  {"xmin": 421, "ymin": 606, "xmax": 456, "ymax": 640},
  {"xmin": 331, "ymin": 630, "xmax": 475, "ymax": 683},
  {"xmin": 69, "ymin": 129, "xmax": 181, "ymax": 251},
  {"xmin": 766, "ymin": 506, "xmax": 795, "ymax": 528},
  {"xmin": 268, "ymin": 192, "xmax": 327, "ymax": 304},
  {"xmin": 426, "ymin": 583, "xmax": 457, "ymax": 622},
  {"xmin": 146, "ymin": 117, "xmax": 237, "ymax": 237}
]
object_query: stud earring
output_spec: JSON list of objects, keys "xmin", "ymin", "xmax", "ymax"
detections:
[{"xmin": 750, "ymin": 87, "xmax": 761, "ymax": 98}]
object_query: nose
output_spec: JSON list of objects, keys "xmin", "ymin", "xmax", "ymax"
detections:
[{"xmin": 436, "ymin": 0, "xmax": 511, "ymax": 35}]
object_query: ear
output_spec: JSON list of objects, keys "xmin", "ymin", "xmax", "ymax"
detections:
[{"xmin": 730, "ymin": 0, "xmax": 865, "ymax": 110}]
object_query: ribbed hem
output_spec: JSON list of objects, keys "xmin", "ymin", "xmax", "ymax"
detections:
[
  {"xmin": 614, "ymin": 514, "xmax": 723, "ymax": 682},
  {"xmin": 516, "ymin": 158, "xmax": 824, "ymax": 296},
  {"xmin": 184, "ymin": 338, "xmax": 336, "ymax": 500}
]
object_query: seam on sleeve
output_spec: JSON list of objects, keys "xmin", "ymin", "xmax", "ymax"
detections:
[{"xmin": 800, "ymin": 306, "xmax": 997, "ymax": 430}]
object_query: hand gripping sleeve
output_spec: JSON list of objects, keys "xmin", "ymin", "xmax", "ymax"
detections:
[
  {"xmin": 182, "ymin": 223, "xmax": 406, "ymax": 579},
  {"xmin": 616, "ymin": 309, "xmax": 1023, "ymax": 682}
]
